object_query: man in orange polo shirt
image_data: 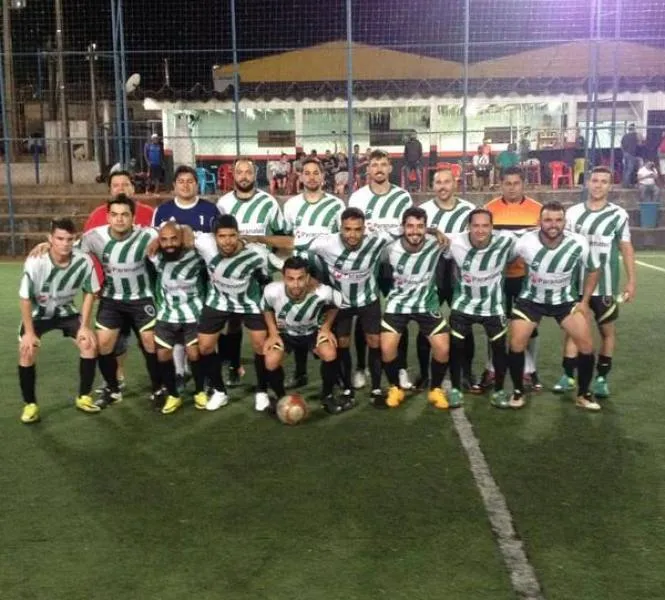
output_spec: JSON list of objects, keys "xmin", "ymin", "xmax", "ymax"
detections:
[{"xmin": 484, "ymin": 166, "xmax": 542, "ymax": 390}]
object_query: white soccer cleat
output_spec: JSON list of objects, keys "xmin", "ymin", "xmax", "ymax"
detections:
[
  {"xmin": 206, "ymin": 390, "xmax": 229, "ymax": 411},
  {"xmin": 352, "ymin": 369, "xmax": 367, "ymax": 390},
  {"xmin": 398, "ymin": 368, "xmax": 414, "ymax": 390},
  {"xmin": 254, "ymin": 392, "xmax": 271, "ymax": 412}
]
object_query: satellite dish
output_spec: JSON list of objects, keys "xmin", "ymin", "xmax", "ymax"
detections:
[{"xmin": 125, "ymin": 73, "xmax": 141, "ymax": 94}]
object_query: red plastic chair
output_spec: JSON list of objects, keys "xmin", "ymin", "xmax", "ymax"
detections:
[
  {"xmin": 549, "ymin": 161, "xmax": 573, "ymax": 189},
  {"xmin": 426, "ymin": 161, "xmax": 462, "ymax": 190},
  {"xmin": 523, "ymin": 159, "xmax": 542, "ymax": 186},
  {"xmin": 217, "ymin": 163, "xmax": 234, "ymax": 192}
]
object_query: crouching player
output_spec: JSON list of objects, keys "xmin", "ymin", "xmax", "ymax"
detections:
[
  {"xmin": 18, "ymin": 218, "xmax": 100, "ymax": 423},
  {"xmin": 261, "ymin": 256, "xmax": 345, "ymax": 414},
  {"xmin": 148, "ymin": 222, "xmax": 208, "ymax": 414}
]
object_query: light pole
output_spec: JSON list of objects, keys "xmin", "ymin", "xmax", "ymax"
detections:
[
  {"xmin": 55, "ymin": 0, "xmax": 72, "ymax": 183},
  {"xmin": 86, "ymin": 42, "xmax": 102, "ymax": 172},
  {"xmin": 2, "ymin": 0, "xmax": 27, "ymax": 163}
]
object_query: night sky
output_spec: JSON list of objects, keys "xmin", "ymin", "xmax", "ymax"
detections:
[{"xmin": 8, "ymin": 0, "xmax": 665, "ymax": 93}]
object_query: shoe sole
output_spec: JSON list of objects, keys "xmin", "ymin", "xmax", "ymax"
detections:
[
  {"xmin": 21, "ymin": 416, "xmax": 40, "ymax": 424},
  {"xmin": 575, "ymin": 400, "xmax": 602, "ymax": 411},
  {"xmin": 76, "ymin": 405, "xmax": 101, "ymax": 413},
  {"xmin": 161, "ymin": 406, "xmax": 182, "ymax": 415}
]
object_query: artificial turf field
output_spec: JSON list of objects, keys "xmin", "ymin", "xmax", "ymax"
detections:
[{"xmin": 1, "ymin": 255, "xmax": 664, "ymax": 600}]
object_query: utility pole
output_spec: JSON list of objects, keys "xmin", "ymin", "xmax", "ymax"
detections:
[{"xmin": 54, "ymin": 0, "xmax": 72, "ymax": 182}]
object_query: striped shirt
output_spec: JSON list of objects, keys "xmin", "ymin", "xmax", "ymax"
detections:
[
  {"xmin": 516, "ymin": 230, "xmax": 599, "ymax": 305},
  {"xmin": 445, "ymin": 232, "xmax": 516, "ymax": 317},
  {"xmin": 282, "ymin": 192, "xmax": 345, "ymax": 255},
  {"xmin": 148, "ymin": 249, "xmax": 206, "ymax": 323},
  {"xmin": 195, "ymin": 234, "xmax": 284, "ymax": 314},
  {"xmin": 217, "ymin": 190, "xmax": 286, "ymax": 236},
  {"xmin": 80, "ymin": 226, "xmax": 158, "ymax": 301},
  {"xmin": 19, "ymin": 250, "xmax": 100, "ymax": 320},
  {"xmin": 420, "ymin": 197, "xmax": 475, "ymax": 234},
  {"xmin": 261, "ymin": 282, "xmax": 343, "ymax": 336},
  {"xmin": 383, "ymin": 236, "xmax": 444, "ymax": 314},
  {"xmin": 348, "ymin": 184, "xmax": 412, "ymax": 232},
  {"xmin": 565, "ymin": 201, "xmax": 631, "ymax": 296}
]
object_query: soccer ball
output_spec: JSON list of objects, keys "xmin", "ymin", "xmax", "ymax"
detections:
[{"xmin": 276, "ymin": 394, "xmax": 309, "ymax": 425}]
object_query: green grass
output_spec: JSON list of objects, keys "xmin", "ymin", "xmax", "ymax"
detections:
[{"xmin": 2, "ymin": 256, "xmax": 665, "ymax": 599}]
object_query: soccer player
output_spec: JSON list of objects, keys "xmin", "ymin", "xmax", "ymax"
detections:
[
  {"xmin": 553, "ymin": 166, "xmax": 636, "ymax": 398},
  {"xmin": 18, "ymin": 218, "xmax": 100, "ymax": 423},
  {"xmin": 348, "ymin": 149, "xmax": 413, "ymax": 390},
  {"xmin": 419, "ymin": 167, "xmax": 477, "ymax": 392},
  {"xmin": 444, "ymin": 209, "xmax": 516, "ymax": 408},
  {"xmin": 192, "ymin": 214, "xmax": 284, "ymax": 412},
  {"xmin": 380, "ymin": 207, "xmax": 451, "ymax": 410},
  {"xmin": 261, "ymin": 256, "xmax": 344, "ymax": 414},
  {"xmin": 281, "ymin": 156, "xmax": 346, "ymax": 388},
  {"xmin": 79, "ymin": 194, "xmax": 161, "ymax": 408},
  {"xmin": 484, "ymin": 166, "xmax": 542, "ymax": 390},
  {"xmin": 216, "ymin": 157, "xmax": 286, "ymax": 387},
  {"xmin": 148, "ymin": 222, "xmax": 208, "ymax": 415},
  {"xmin": 508, "ymin": 201, "xmax": 601, "ymax": 411},
  {"xmin": 153, "ymin": 164, "xmax": 220, "ymax": 391}
]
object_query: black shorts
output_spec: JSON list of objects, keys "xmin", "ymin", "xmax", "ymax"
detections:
[
  {"xmin": 96, "ymin": 297, "xmax": 157, "ymax": 333},
  {"xmin": 435, "ymin": 256, "xmax": 455, "ymax": 307},
  {"xmin": 335, "ymin": 300, "xmax": 382, "ymax": 337},
  {"xmin": 588, "ymin": 296, "xmax": 619, "ymax": 325},
  {"xmin": 154, "ymin": 321, "xmax": 199, "ymax": 349},
  {"xmin": 449, "ymin": 310, "xmax": 507, "ymax": 342},
  {"xmin": 198, "ymin": 306, "xmax": 266, "ymax": 335},
  {"xmin": 503, "ymin": 276, "xmax": 524, "ymax": 316},
  {"xmin": 19, "ymin": 314, "xmax": 80, "ymax": 341},
  {"xmin": 382, "ymin": 311, "xmax": 449, "ymax": 337},
  {"xmin": 278, "ymin": 332, "xmax": 318, "ymax": 354},
  {"xmin": 378, "ymin": 262, "xmax": 393, "ymax": 298},
  {"xmin": 511, "ymin": 298, "xmax": 576, "ymax": 325}
]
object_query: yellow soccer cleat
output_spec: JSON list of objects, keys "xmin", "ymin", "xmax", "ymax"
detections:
[
  {"xmin": 386, "ymin": 385, "xmax": 405, "ymax": 408},
  {"xmin": 21, "ymin": 402, "xmax": 40, "ymax": 424},
  {"xmin": 161, "ymin": 395, "xmax": 183, "ymax": 415},
  {"xmin": 75, "ymin": 395, "xmax": 101, "ymax": 414},
  {"xmin": 428, "ymin": 387, "xmax": 449, "ymax": 410},
  {"xmin": 193, "ymin": 391, "xmax": 208, "ymax": 410}
]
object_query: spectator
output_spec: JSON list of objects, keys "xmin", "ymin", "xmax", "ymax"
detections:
[
  {"xmin": 321, "ymin": 149, "xmax": 338, "ymax": 191},
  {"xmin": 268, "ymin": 152, "xmax": 291, "ymax": 195},
  {"xmin": 402, "ymin": 133, "xmax": 423, "ymax": 190},
  {"xmin": 290, "ymin": 151, "xmax": 305, "ymax": 193},
  {"xmin": 334, "ymin": 151, "xmax": 349, "ymax": 196},
  {"xmin": 496, "ymin": 142, "xmax": 520, "ymax": 177},
  {"xmin": 355, "ymin": 147, "xmax": 371, "ymax": 188},
  {"xmin": 620, "ymin": 123, "xmax": 640, "ymax": 188},
  {"xmin": 143, "ymin": 133, "xmax": 164, "ymax": 193},
  {"xmin": 637, "ymin": 160, "xmax": 660, "ymax": 203},
  {"xmin": 519, "ymin": 130, "xmax": 531, "ymax": 164},
  {"xmin": 472, "ymin": 144, "xmax": 491, "ymax": 190},
  {"xmin": 657, "ymin": 131, "xmax": 665, "ymax": 180}
]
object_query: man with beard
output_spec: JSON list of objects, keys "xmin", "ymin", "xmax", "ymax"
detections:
[
  {"xmin": 507, "ymin": 201, "xmax": 601, "ymax": 411},
  {"xmin": 216, "ymin": 158, "xmax": 286, "ymax": 387},
  {"xmin": 148, "ymin": 222, "xmax": 208, "ymax": 414}
]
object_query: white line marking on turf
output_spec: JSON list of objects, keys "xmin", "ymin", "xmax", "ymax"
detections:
[
  {"xmin": 451, "ymin": 409, "xmax": 545, "ymax": 600},
  {"xmin": 635, "ymin": 259, "xmax": 665, "ymax": 273}
]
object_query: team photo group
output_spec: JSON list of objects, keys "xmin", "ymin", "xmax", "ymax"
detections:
[{"xmin": 17, "ymin": 150, "xmax": 636, "ymax": 424}]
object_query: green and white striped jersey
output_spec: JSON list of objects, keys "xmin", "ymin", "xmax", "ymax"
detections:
[
  {"xmin": 19, "ymin": 250, "xmax": 99, "ymax": 320},
  {"xmin": 420, "ymin": 197, "xmax": 475, "ymax": 233},
  {"xmin": 565, "ymin": 201, "xmax": 631, "ymax": 296},
  {"xmin": 80, "ymin": 226, "xmax": 157, "ymax": 301},
  {"xmin": 217, "ymin": 190, "xmax": 286, "ymax": 236},
  {"xmin": 516, "ymin": 230, "xmax": 599, "ymax": 305},
  {"xmin": 282, "ymin": 192, "xmax": 345, "ymax": 255},
  {"xmin": 348, "ymin": 184, "xmax": 412, "ymax": 232},
  {"xmin": 148, "ymin": 249, "xmax": 206, "ymax": 324},
  {"xmin": 195, "ymin": 234, "xmax": 284, "ymax": 314},
  {"xmin": 383, "ymin": 237, "xmax": 444, "ymax": 314},
  {"xmin": 444, "ymin": 232, "xmax": 516, "ymax": 317},
  {"xmin": 308, "ymin": 230, "xmax": 397, "ymax": 309},
  {"xmin": 260, "ymin": 281, "xmax": 343, "ymax": 336}
]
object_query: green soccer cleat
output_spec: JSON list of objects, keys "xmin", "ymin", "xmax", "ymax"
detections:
[
  {"xmin": 552, "ymin": 374, "xmax": 576, "ymax": 394},
  {"xmin": 490, "ymin": 390, "xmax": 509, "ymax": 409},
  {"xmin": 448, "ymin": 388, "xmax": 464, "ymax": 409},
  {"xmin": 21, "ymin": 402, "xmax": 40, "ymax": 424},
  {"xmin": 592, "ymin": 376, "xmax": 610, "ymax": 399}
]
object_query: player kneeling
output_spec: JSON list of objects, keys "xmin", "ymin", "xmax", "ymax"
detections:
[
  {"xmin": 18, "ymin": 218, "xmax": 100, "ymax": 423},
  {"xmin": 148, "ymin": 222, "xmax": 208, "ymax": 414},
  {"xmin": 261, "ymin": 256, "xmax": 346, "ymax": 415}
]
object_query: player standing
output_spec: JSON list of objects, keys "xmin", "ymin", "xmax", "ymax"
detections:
[
  {"xmin": 18, "ymin": 218, "xmax": 100, "ymax": 423},
  {"xmin": 553, "ymin": 166, "xmax": 636, "ymax": 398}
]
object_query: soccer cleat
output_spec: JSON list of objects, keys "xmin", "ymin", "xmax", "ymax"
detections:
[
  {"xmin": 575, "ymin": 393, "xmax": 601, "ymax": 412},
  {"xmin": 21, "ymin": 402, "xmax": 40, "ymax": 424},
  {"xmin": 398, "ymin": 368, "xmax": 414, "ymax": 390},
  {"xmin": 322, "ymin": 394, "xmax": 344, "ymax": 415},
  {"xmin": 552, "ymin": 374, "xmax": 576, "ymax": 394},
  {"xmin": 340, "ymin": 388, "xmax": 357, "ymax": 411},
  {"xmin": 490, "ymin": 390, "xmax": 510, "ymax": 409},
  {"xmin": 75, "ymin": 395, "xmax": 101, "ymax": 414},
  {"xmin": 193, "ymin": 391, "xmax": 208, "ymax": 410},
  {"xmin": 352, "ymin": 369, "xmax": 367, "ymax": 390},
  {"xmin": 95, "ymin": 388, "xmax": 123, "ymax": 409},
  {"xmin": 480, "ymin": 369, "xmax": 495, "ymax": 390},
  {"xmin": 206, "ymin": 389, "xmax": 229, "ymax": 411},
  {"xmin": 463, "ymin": 375, "xmax": 484, "ymax": 395},
  {"xmin": 509, "ymin": 392, "xmax": 526, "ymax": 409},
  {"xmin": 150, "ymin": 388, "xmax": 167, "ymax": 409},
  {"xmin": 385, "ymin": 385, "xmax": 405, "ymax": 408},
  {"xmin": 175, "ymin": 374, "xmax": 186, "ymax": 395},
  {"xmin": 95, "ymin": 377, "xmax": 126, "ymax": 395},
  {"xmin": 254, "ymin": 392, "xmax": 271, "ymax": 412},
  {"xmin": 226, "ymin": 366, "xmax": 244, "ymax": 388},
  {"xmin": 161, "ymin": 395, "xmax": 183, "ymax": 415},
  {"xmin": 428, "ymin": 387, "xmax": 449, "ymax": 410},
  {"xmin": 448, "ymin": 388, "xmax": 464, "ymax": 409},
  {"xmin": 285, "ymin": 373, "xmax": 309, "ymax": 389},
  {"xmin": 592, "ymin": 376, "xmax": 610, "ymax": 399},
  {"xmin": 370, "ymin": 388, "xmax": 387, "ymax": 409},
  {"xmin": 528, "ymin": 371, "xmax": 543, "ymax": 392}
]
